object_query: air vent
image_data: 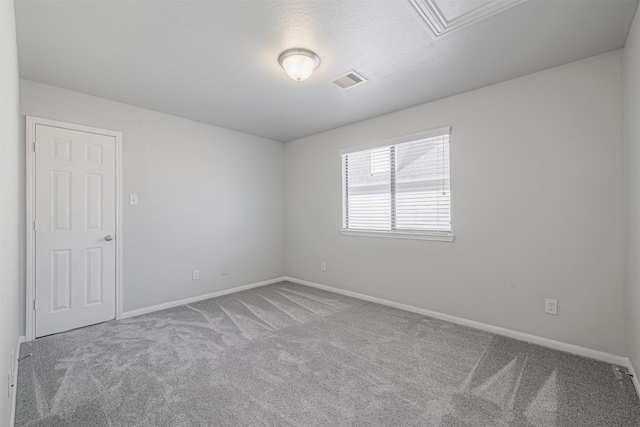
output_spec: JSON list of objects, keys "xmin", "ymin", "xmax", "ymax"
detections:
[{"xmin": 330, "ymin": 71, "xmax": 367, "ymax": 90}]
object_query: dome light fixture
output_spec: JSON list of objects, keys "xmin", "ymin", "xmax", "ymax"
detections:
[{"xmin": 278, "ymin": 48, "xmax": 320, "ymax": 82}]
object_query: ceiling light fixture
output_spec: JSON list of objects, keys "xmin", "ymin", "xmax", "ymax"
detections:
[{"xmin": 278, "ymin": 48, "xmax": 320, "ymax": 82}]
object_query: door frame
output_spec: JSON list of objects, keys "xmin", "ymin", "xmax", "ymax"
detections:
[{"xmin": 25, "ymin": 116, "xmax": 123, "ymax": 341}]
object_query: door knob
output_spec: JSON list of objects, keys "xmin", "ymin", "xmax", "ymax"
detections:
[{"xmin": 105, "ymin": 235, "xmax": 113, "ymax": 241}]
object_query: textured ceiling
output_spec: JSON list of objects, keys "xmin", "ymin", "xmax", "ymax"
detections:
[{"xmin": 14, "ymin": 0, "xmax": 640, "ymax": 142}]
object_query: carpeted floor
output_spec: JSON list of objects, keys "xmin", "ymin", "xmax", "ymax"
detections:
[{"xmin": 15, "ymin": 281, "xmax": 640, "ymax": 426}]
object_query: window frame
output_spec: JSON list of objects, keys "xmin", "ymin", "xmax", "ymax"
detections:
[{"xmin": 340, "ymin": 127, "xmax": 454, "ymax": 242}]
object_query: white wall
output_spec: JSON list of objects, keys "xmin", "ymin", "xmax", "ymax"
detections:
[
  {"xmin": 21, "ymin": 80, "xmax": 286, "ymax": 313},
  {"xmin": 0, "ymin": 0, "xmax": 23, "ymax": 424},
  {"xmin": 285, "ymin": 51, "xmax": 627, "ymax": 356},
  {"xmin": 624, "ymin": 6, "xmax": 640, "ymax": 376}
]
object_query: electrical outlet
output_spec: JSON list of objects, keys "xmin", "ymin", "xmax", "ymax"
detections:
[
  {"xmin": 221, "ymin": 266, "xmax": 228, "ymax": 275},
  {"xmin": 545, "ymin": 298, "xmax": 558, "ymax": 315},
  {"xmin": 321, "ymin": 262, "xmax": 326, "ymax": 271},
  {"xmin": 192, "ymin": 269, "xmax": 200, "ymax": 280}
]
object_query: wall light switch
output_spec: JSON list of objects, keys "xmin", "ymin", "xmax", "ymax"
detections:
[
  {"xmin": 129, "ymin": 194, "xmax": 139, "ymax": 206},
  {"xmin": 192, "ymin": 269, "xmax": 200, "ymax": 280}
]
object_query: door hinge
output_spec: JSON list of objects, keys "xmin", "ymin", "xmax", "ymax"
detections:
[
  {"xmin": 32, "ymin": 142, "xmax": 36, "ymax": 152},
  {"xmin": 33, "ymin": 220, "xmax": 36, "ymax": 231},
  {"xmin": 33, "ymin": 300, "xmax": 36, "ymax": 311}
]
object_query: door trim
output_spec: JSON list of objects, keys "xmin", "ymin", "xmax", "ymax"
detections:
[{"xmin": 25, "ymin": 116, "xmax": 123, "ymax": 341}]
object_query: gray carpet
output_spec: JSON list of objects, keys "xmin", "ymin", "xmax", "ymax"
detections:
[{"xmin": 15, "ymin": 281, "xmax": 640, "ymax": 426}]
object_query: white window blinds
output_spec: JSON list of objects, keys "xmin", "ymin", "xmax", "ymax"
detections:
[{"xmin": 341, "ymin": 129, "xmax": 451, "ymax": 237}]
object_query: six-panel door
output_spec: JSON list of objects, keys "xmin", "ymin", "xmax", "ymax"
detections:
[{"xmin": 34, "ymin": 124, "xmax": 116, "ymax": 337}]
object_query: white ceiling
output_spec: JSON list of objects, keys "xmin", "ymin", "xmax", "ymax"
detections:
[{"xmin": 14, "ymin": 0, "xmax": 639, "ymax": 142}]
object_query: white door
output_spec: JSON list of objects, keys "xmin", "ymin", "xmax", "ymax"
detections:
[{"xmin": 34, "ymin": 124, "xmax": 116, "ymax": 337}]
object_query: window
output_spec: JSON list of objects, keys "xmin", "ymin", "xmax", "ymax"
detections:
[{"xmin": 341, "ymin": 127, "xmax": 453, "ymax": 241}]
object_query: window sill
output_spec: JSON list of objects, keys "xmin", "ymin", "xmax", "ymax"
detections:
[{"xmin": 340, "ymin": 229, "xmax": 455, "ymax": 242}]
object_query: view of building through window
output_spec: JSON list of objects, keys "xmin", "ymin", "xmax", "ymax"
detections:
[{"xmin": 342, "ymin": 131, "xmax": 451, "ymax": 236}]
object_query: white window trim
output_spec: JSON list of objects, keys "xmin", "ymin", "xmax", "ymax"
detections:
[
  {"xmin": 340, "ymin": 229, "xmax": 455, "ymax": 242},
  {"xmin": 340, "ymin": 126, "xmax": 453, "ymax": 242}
]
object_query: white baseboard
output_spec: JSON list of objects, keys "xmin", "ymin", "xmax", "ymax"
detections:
[
  {"xmin": 284, "ymin": 276, "xmax": 629, "ymax": 367},
  {"xmin": 10, "ymin": 335, "xmax": 25, "ymax": 427},
  {"xmin": 121, "ymin": 277, "xmax": 287, "ymax": 319}
]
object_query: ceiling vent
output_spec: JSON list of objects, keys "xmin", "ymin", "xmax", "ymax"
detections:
[{"xmin": 330, "ymin": 71, "xmax": 367, "ymax": 90}]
